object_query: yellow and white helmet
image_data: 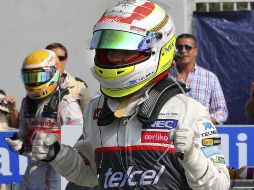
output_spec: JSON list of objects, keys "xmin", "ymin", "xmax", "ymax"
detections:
[
  {"xmin": 21, "ymin": 49, "xmax": 60, "ymax": 99},
  {"xmin": 90, "ymin": 0, "xmax": 176, "ymax": 99}
]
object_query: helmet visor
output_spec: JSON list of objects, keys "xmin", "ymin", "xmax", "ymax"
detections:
[
  {"xmin": 90, "ymin": 30, "xmax": 157, "ymax": 52},
  {"xmin": 21, "ymin": 67, "xmax": 56, "ymax": 86}
]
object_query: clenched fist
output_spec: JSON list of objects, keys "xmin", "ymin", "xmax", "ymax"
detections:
[
  {"xmin": 173, "ymin": 123, "xmax": 199, "ymax": 160},
  {"xmin": 32, "ymin": 132, "xmax": 60, "ymax": 161}
]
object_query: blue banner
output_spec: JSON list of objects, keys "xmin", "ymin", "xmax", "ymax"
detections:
[
  {"xmin": 193, "ymin": 11, "xmax": 254, "ymax": 124},
  {"xmin": 217, "ymin": 125, "xmax": 254, "ymax": 169},
  {"xmin": 0, "ymin": 131, "xmax": 28, "ymax": 184}
]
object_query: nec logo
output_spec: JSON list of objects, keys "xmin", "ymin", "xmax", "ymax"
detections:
[{"xmin": 143, "ymin": 119, "xmax": 177, "ymax": 129}]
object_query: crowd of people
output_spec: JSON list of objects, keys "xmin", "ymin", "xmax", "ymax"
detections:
[{"xmin": 0, "ymin": 0, "xmax": 253, "ymax": 189}]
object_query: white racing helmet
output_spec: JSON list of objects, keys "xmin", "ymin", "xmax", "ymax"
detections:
[{"xmin": 90, "ymin": 0, "xmax": 176, "ymax": 98}]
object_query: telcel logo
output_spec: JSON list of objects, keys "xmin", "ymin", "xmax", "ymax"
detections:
[{"xmin": 104, "ymin": 165, "xmax": 165, "ymax": 188}]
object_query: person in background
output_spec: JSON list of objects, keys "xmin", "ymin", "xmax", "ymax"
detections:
[
  {"xmin": 46, "ymin": 43, "xmax": 90, "ymax": 112},
  {"xmin": 245, "ymin": 82, "xmax": 254, "ymax": 118},
  {"xmin": 171, "ymin": 33, "xmax": 228, "ymax": 124},
  {"xmin": 0, "ymin": 89, "xmax": 19, "ymax": 130},
  {"xmin": 5, "ymin": 49, "xmax": 83, "ymax": 190},
  {"xmin": 0, "ymin": 90, "xmax": 19, "ymax": 190},
  {"xmin": 30, "ymin": 1, "xmax": 230, "ymax": 189}
]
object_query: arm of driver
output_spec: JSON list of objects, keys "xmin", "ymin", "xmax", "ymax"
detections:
[
  {"xmin": 50, "ymin": 135, "xmax": 98, "ymax": 187},
  {"xmin": 181, "ymin": 146, "xmax": 230, "ymax": 190},
  {"xmin": 182, "ymin": 107, "xmax": 230, "ymax": 190},
  {"xmin": 176, "ymin": 99, "xmax": 230, "ymax": 189}
]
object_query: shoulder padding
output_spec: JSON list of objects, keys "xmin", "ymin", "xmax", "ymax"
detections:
[{"xmin": 137, "ymin": 78, "xmax": 189, "ymax": 124}]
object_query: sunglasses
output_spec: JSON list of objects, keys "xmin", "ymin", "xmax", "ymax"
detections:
[
  {"xmin": 57, "ymin": 55, "xmax": 66, "ymax": 61},
  {"xmin": 176, "ymin": 44, "xmax": 195, "ymax": 51}
]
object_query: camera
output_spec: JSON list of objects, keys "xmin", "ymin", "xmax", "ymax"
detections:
[{"xmin": 0, "ymin": 98, "xmax": 8, "ymax": 105}]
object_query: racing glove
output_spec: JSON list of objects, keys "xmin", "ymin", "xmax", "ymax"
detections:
[
  {"xmin": 174, "ymin": 123, "xmax": 208, "ymax": 180},
  {"xmin": 32, "ymin": 132, "xmax": 60, "ymax": 162},
  {"xmin": 173, "ymin": 123, "xmax": 197, "ymax": 158},
  {"xmin": 5, "ymin": 133, "xmax": 25, "ymax": 154}
]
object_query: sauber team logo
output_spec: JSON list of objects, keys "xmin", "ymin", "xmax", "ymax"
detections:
[{"xmin": 141, "ymin": 131, "xmax": 171, "ymax": 144}]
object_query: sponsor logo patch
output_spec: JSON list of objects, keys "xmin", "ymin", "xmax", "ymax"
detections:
[
  {"xmin": 202, "ymin": 122, "xmax": 215, "ymax": 130},
  {"xmin": 200, "ymin": 130, "xmax": 217, "ymax": 137},
  {"xmin": 141, "ymin": 131, "xmax": 171, "ymax": 144},
  {"xmin": 104, "ymin": 165, "xmax": 165, "ymax": 188},
  {"xmin": 201, "ymin": 146, "xmax": 222, "ymax": 158},
  {"xmin": 202, "ymin": 137, "xmax": 221, "ymax": 146},
  {"xmin": 66, "ymin": 119, "xmax": 82, "ymax": 125},
  {"xmin": 143, "ymin": 119, "xmax": 177, "ymax": 129}
]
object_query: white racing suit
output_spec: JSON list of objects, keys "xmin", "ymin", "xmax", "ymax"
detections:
[
  {"xmin": 18, "ymin": 89, "xmax": 83, "ymax": 190},
  {"xmin": 50, "ymin": 93, "xmax": 230, "ymax": 190}
]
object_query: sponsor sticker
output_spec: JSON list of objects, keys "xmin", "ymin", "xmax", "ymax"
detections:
[
  {"xmin": 130, "ymin": 25, "xmax": 146, "ymax": 32},
  {"xmin": 66, "ymin": 119, "xmax": 82, "ymax": 125}
]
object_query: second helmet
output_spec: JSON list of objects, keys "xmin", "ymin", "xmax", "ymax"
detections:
[{"xmin": 21, "ymin": 49, "xmax": 60, "ymax": 99}]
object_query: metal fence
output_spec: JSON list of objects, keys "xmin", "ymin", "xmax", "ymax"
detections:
[
  {"xmin": 230, "ymin": 179, "xmax": 254, "ymax": 189},
  {"xmin": 194, "ymin": 0, "xmax": 254, "ymax": 11}
]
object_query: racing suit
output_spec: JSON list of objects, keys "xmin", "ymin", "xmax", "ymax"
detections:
[
  {"xmin": 49, "ymin": 92, "xmax": 230, "ymax": 190},
  {"xmin": 18, "ymin": 89, "xmax": 83, "ymax": 190}
]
